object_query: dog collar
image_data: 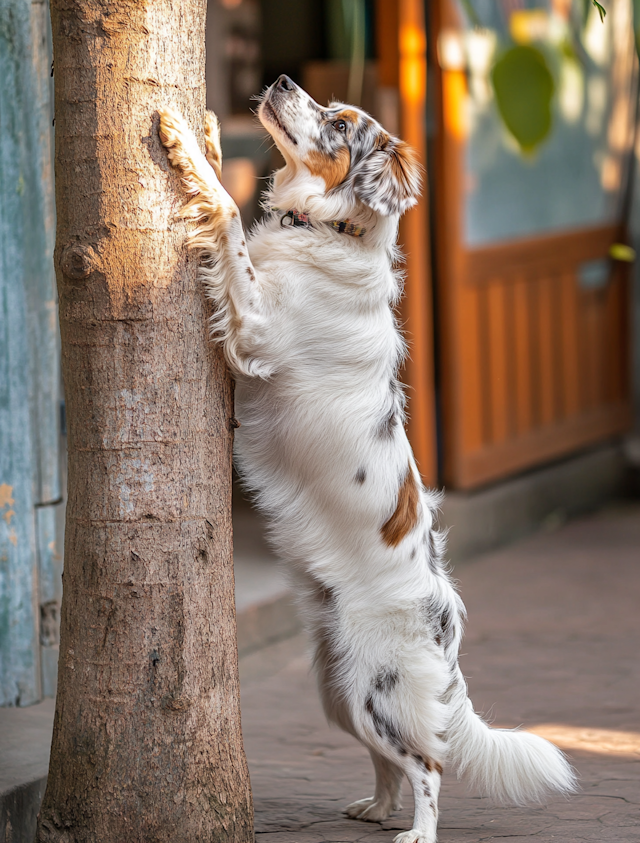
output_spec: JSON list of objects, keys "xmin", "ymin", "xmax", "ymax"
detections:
[{"xmin": 278, "ymin": 208, "xmax": 366, "ymax": 238}]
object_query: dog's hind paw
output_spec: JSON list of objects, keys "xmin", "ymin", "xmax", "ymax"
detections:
[
  {"xmin": 393, "ymin": 830, "xmax": 432, "ymax": 843},
  {"xmin": 345, "ymin": 796, "xmax": 399, "ymax": 822}
]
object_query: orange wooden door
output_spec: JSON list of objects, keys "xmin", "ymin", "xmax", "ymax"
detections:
[
  {"xmin": 377, "ymin": 0, "xmax": 438, "ymax": 487},
  {"xmin": 432, "ymin": 0, "xmax": 635, "ymax": 490}
]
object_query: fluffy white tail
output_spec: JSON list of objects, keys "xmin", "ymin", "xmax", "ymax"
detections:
[{"xmin": 446, "ymin": 668, "xmax": 577, "ymax": 805}]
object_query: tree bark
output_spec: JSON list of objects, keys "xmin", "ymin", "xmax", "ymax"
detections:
[{"xmin": 36, "ymin": 2, "xmax": 253, "ymax": 841}]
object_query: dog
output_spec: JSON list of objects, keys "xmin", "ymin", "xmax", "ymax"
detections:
[{"xmin": 158, "ymin": 75, "xmax": 576, "ymax": 843}]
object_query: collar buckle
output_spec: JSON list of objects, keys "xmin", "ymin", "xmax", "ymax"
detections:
[{"xmin": 280, "ymin": 209, "xmax": 310, "ymax": 229}]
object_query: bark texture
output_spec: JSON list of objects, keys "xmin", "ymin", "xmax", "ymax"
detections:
[{"xmin": 36, "ymin": 2, "xmax": 253, "ymax": 840}]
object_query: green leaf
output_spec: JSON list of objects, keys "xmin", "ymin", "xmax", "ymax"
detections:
[
  {"xmin": 491, "ymin": 45, "xmax": 555, "ymax": 153},
  {"xmin": 591, "ymin": 1, "xmax": 606, "ymax": 23}
]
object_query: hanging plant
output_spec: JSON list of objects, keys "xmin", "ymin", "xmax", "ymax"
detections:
[
  {"xmin": 491, "ymin": 45, "xmax": 555, "ymax": 153},
  {"xmin": 462, "ymin": 0, "xmax": 611, "ymax": 154}
]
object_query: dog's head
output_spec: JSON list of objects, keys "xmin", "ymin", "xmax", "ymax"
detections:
[{"xmin": 258, "ymin": 75, "xmax": 421, "ymax": 220}]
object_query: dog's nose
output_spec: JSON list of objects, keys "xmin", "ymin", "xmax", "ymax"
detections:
[{"xmin": 275, "ymin": 74, "xmax": 294, "ymax": 93}]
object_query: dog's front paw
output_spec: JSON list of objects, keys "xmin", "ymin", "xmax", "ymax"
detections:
[
  {"xmin": 345, "ymin": 796, "xmax": 399, "ymax": 822},
  {"xmin": 205, "ymin": 110, "xmax": 222, "ymax": 179},
  {"xmin": 394, "ymin": 830, "xmax": 432, "ymax": 843},
  {"xmin": 158, "ymin": 106, "xmax": 193, "ymax": 170}
]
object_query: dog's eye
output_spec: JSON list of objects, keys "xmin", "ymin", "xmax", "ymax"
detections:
[{"xmin": 333, "ymin": 120, "xmax": 347, "ymax": 133}]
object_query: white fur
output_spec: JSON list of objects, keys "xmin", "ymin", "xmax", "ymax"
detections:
[{"xmin": 158, "ymin": 77, "xmax": 576, "ymax": 843}]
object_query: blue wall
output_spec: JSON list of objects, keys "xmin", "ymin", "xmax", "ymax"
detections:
[{"xmin": 0, "ymin": 0, "xmax": 62, "ymax": 706}]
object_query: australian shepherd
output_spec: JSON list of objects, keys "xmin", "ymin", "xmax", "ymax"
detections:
[{"xmin": 159, "ymin": 75, "xmax": 575, "ymax": 843}]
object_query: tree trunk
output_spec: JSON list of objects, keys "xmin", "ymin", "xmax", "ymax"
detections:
[{"xmin": 36, "ymin": 2, "xmax": 253, "ymax": 841}]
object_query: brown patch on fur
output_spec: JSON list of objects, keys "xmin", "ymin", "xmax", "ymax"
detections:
[
  {"xmin": 375, "ymin": 130, "xmax": 390, "ymax": 149},
  {"xmin": 381, "ymin": 465, "xmax": 420, "ymax": 547},
  {"xmin": 389, "ymin": 141, "xmax": 420, "ymax": 194},
  {"xmin": 337, "ymin": 108, "xmax": 360, "ymax": 123},
  {"xmin": 434, "ymin": 761, "xmax": 443, "ymax": 776},
  {"xmin": 246, "ymin": 267, "xmax": 255, "ymax": 281},
  {"xmin": 306, "ymin": 146, "xmax": 351, "ymax": 191}
]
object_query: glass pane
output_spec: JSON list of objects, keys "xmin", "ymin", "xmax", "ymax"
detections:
[{"xmin": 455, "ymin": 0, "xmax": 636, "ymax": 246}]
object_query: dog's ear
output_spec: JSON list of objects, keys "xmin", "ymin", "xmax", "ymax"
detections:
[{"xmin": 352, "ymin": 134, "xmax": 422, "ymax": 216}]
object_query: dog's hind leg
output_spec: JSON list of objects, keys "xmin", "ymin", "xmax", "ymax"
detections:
[
  {"xmin": 345, "ymin": 748, "xmax": 403, "ymax": 821},
  {"xmin": 158, "ymin": 106, "xmax": 273, "ymax": 377},
  {"xmin": 391, "ymin": 753, "xmax": 442, "ymax": 843},
  {"xmin": 340, "ymin": 643, "xmax": 449, "ymax": 842}
]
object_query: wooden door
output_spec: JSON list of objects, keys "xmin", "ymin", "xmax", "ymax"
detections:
[
  {"xmin": 432, "ymin": 0, "xmax": 635, "ymax": 490},
  {"xmin": 376, "ymin": 0, "xmax": 438, "ymax": 487}
]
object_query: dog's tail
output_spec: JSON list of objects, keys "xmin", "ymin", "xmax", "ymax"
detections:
[{"xmin": 445, "ymin": 666, "xmax": 577, "ymax": 805}]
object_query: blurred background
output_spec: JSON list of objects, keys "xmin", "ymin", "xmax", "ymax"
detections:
[
  {"xmin": 207, "ymin": 0, "xmax": 640, "ymax": 492},
  {"xmin": 2, "ymin": 0, "xmax": 640, "ymax": 709}
]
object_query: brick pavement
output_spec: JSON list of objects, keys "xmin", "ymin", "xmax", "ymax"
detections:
[{"xmin": 238, "ymin": 502, "xmax": 640, "ymax": 843}]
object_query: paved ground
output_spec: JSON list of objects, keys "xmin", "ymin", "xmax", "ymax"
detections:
[{"xmin": 239, "ymin": 501, "xmax": 640, "ymax": 843}]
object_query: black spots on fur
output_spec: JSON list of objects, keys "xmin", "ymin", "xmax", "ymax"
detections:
[
  {"xmin": 365, "ymin": 694, "xmax": 406, "ymax": 754},
  {"xmin": 422, "ymin": 780, "xmax": 431, "ymax": 797},
  {"xmin": 347, "ymin": 114, "xmax": 375, "ymax": 159},
  {"xmin": 440, "ymin": 606, "xmax": 452, "ymax": 643},
  {"xmin": 375, "ymin": 379, "xmax": 405, "ymax": 441},
  {"xmin": 374, "ymin": 667, "xmax": 399, "ymax": 694},
  {"xmin": 425, "ymin": 531, "xmax": 438, "ymax": 574},
  {"xmin": 351, "ymin": 136, "xmax": 421, "ymax": 216},
  {"xmin": 425, "ymin": 528, "xmax": 447, "ymax": 575},
  {"xmin": 421, "ymin": 597, "xmax": 457, "ymax": 654},
  {"xmin": 355, "ymin": 467, "xmax": 367, "ymax": 484},
  {"xmin": 376, "ymin": 407, "xmax": 397, "ymax": 440},
  {"xmin": 410, "ymin": 547, "xmax": 416, "ymax": 560}
]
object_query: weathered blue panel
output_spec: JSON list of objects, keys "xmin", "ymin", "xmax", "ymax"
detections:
[
  {"xmin": 20, "ymin": 1, "xmax": 62, "ymax": 699},
  {"xmin": 0, "ymin": 0, "xmax": 60, "ymax": 706},
  {"xmin": 37, "ymin": 505, "xmax": 61, "ymax": 697},
  {"xmin": 0, "ymin": 223, "xmax": 41, "ymax": 707}
]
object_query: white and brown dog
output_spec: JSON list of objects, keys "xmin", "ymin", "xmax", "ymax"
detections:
[{"xmin": 159, "ymin": 75, "xmax": 575, "ymax": 843}]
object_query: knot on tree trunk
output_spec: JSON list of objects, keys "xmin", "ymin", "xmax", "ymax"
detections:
[{"xmin": 60, "ymin": 242, "xmax": 97, "ymax": 282}]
